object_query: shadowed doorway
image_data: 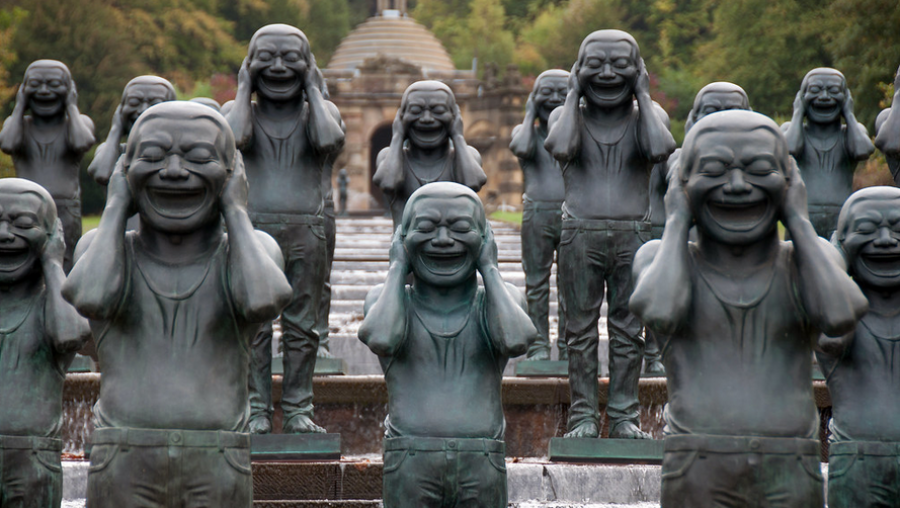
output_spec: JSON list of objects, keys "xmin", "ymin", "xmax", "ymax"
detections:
[{"xmin": 369, "ymin": 123, "xmax": 393, "ymax": 211}]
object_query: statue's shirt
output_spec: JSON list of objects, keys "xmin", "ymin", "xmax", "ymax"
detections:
[
  {"xmin": 396, "ymin": 145, "xmax": 456, "ymax": 207},
  {"xmin": 380, "ymin": 287, "xmax": 508, "ymax": 439},
  {"xmin": 817, "ymin": 313, "xmax": 900, "ymax": 441},
  {"xmin": 14, "ymin": 117, "xmax": 82, "ymax": 199},
  {"xmin": 242, "ymin": 102, "xmax": 324, "ymax": 216},
  {"xmin": 796, "ymin": 125, "xmax": 854, "ymax": 207},
  {"xmin": 90, "ymin": 233, "xmax": 255, "ymax": 431},
  {"xmin": 518, "ymin": 129, "xmax": 565, "ymax": 202},
  {"xmin": 663, "ymin": 243, "xmax": 820, "ymax": 439},
  {"xmin": 562, "ymin": 105, "xmax": 652, "ymax": 220},
  {"xmin": 0, "ymin": 288, "xmax": 70, "ymax": 437}
]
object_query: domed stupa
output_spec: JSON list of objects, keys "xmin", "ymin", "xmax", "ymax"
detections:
[{"xmin": 327, "ymin": 1, "xmax": 455, "ymax": 72}]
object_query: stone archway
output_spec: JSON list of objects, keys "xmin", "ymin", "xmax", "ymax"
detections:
[{"xmin": 369, "ymin": 123, "xmax": 393, "ymax": 210}]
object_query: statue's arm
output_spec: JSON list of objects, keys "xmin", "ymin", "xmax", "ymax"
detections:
[
  {"xmin": 841, "ymin": 91, "xmax": 874, "ymax": 161},
  {"xmin": 65, "ymin": 101, "xmax": 96, "ymax": 154},
  {"xmin": 0, "ymin": 87, "xmax": 26, "ymax": 155},
  {"xmin": 479, "ymin": 225, "xmax": 535, "ymax": 357},
  {"xmin": 306, "ymin": 93, "xmax": 345, "ymax": 155},
  {"xmin": 784, "ymin": 92, "xmax": 807, "ymax": 156},
  {"xmin": 88, "ymin": 106, "xmax": 125, "ymax": 185},
  {"xmin": 223, "ymin": 154, "xmax": 292, "ymax": 323},
  {"xmin": 784, "ymin": 163, "xmax": 867, "ymax": 336},
  {"xmin": 372, "ymin": 119, "xmax": 405, "ymax": 193},
  {"xmin": 225, "ymin": 59, "xmax": 255, "ymax": 149},
  {"xmin": 629, "ymin": 171, "xmax": 692, "ymax": 334},
  {"xmin": 62, "ymin": 164, "xmax": 130, "ymax": 320},
  {"xmin": 359, "ymin": 229, "xmax": 409, "ymax": 356},
  {"xmin": 455, "ymin": 143, "xmax": 486, "ymax": 192},
  {"xmin": 42, "ymin": 219, "xmax": 91, "ymax": 353},
  {"xmin": 509, "ymin": 109, "xmax": 536, "ymax": 160},
  {"xmin": 875, "ymin": 104, "xmax": 900, "ymax": 156},
  {"xmin": 636, "ymin": 95, "xmax": 676, "ymax": 163},
  {"xmin": 544, "ymin": 65, "xmax": 582, "ymax": 163}
]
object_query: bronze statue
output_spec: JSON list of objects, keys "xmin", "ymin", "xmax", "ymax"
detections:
[
  {"xmin": 0, "ymin": 60, "xmax": 95, "ymax": 272},
  {"xmin": 875, "ymin": 64, "xmax": 900, "ymax": 186},
  {"xmin": 782, "ymin": 68, "xmax": 874, "ymax": 239},
  {"xmin": 0, "ymin": 178, "xmax": 90, "ymax": 508},
  {"xmin": 373, "ymin": 80, "xmax": 487, "ymax": 227},
  {"xmin": 817, "ymin": 186, "xmax": 900, "ymax": 508},
  {"xmin": 630, "ymin": 110, "xmax": 867, "ymax": 507},
  {"xmin": 223, "ymin": 24, "xmax": 345, "ymax": 434},
  {"xmin": 337, "ymin": 167, "xmax": 349, "ymax": 216},
  {"xmin": 63, "ymin": 102, "xmax": 291, "ymax": 506},
  {"xmin": 544, "ymin": 30, "xmax": 675, "ymax": 439},
  {"xmin": 646, "ymin": 82, "xmax": 751, "ymax": 376},
  {"xmin": 510, "ymin": 69, "xmax": 569, "ymax": 361},
  {"xmin": 359, "ymin": 182, "xmax": 537, "ymax": 508},
  {"xmin": 88, "ymin": 75, "xmax": 176, "ymax": 185}
]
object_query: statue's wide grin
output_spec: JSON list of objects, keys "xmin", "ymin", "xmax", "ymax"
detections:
[{"xmin": 145, "ymin": 186, "xmax": 209, "ymax": 219}]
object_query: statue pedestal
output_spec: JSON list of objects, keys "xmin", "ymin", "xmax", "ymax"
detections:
[
  {"xmin": 271, "ymin": 357, "xmax": 349, "ymax": 376},
  {"xmin": 549, "ymin": 437, "xmax": 663, "ymax": 464},
  {"xmin": 515, "ymin": 360, "xmax": 568, "ymax": 377},
  {"xmin": 251, "ymin": 433, "xmax": 341, "ymax": 460}
]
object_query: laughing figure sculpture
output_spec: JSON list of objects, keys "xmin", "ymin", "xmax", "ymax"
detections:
[{"xmin": 630, "ymin": 110, "xmax": 867, "ymax": 507}]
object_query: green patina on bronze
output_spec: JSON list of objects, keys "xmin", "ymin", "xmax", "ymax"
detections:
[
  {"xmin": 359, "ymin": 182, "xmax": 537, "ymax": 508},
  {"xmin": 817, "ymin": 186, "xmax": 900, "ymax": 508},
  {"xmin": 783, "ymin": 67, "xmax": 874, "ymax": 239},
  {"xmin": 544, "ymin": 29, "xmax": 676, "ymax": 440},
  {"xmin": 0, "ymin": 178, "xmax": 90, "ymax": 507},
  {"xmin": 0, "ymin": 61, "xmax": 96, "ymax": 273},
  {"xmin": 630, "ymin": 110, "xmax": 868, "ymax": 506},
  {"xmin": 510, "ymin": 69, "xmax": 568, "ymax": 362},
  {"xmin": 62, "ymin": 102, "xmax": 292, "ymax": 507},
  {"xmin": 223, "ymin": 24, "xmax": 346, "ymax": 435},
  {"xmin": 373, "ymin": 81, "xmax": 487, "ymax": 228}
]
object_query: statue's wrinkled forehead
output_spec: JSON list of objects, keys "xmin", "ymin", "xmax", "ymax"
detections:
[
  {"xmin": 680, "ymin": 111, "xmax": 788, "ymax": 179},
  {"xmin": 0, "ymin": 178, "xmax": 57, "ymax": 229},
  {"xmin": 25, "ymin": 60, "xmax": 72, "ymax": 81},
  {"xmin": 402, "ymin": 81, "xmax": 455, "ymax": 107},
  {"xmin": 249, "ymin": 24, "xmax": 309, "ymax": 56},
  {"xmin": 836, "ymin": 186, "xmax": 900, "ymax": 241},
  {"xmin": 126, "ymin": 101, "xmax": 236, "ymax": 169},
  {"xmin": 533, "ymin": 70, "xmax": 569, "ymax": 92},
  {"xmin": 123, "ymin": 76, "xmax": 176, "ymax": 101},
  {"xmin": 578, "ymin": 30, "xmax": 639, "ymax": 61},
  {"xmin": 803, "ymin": 67, "xmax": 846, "ymax": 87},
  {"xmin": 401, "ymin": 182, "xmax": 485, "ymax": 235}
]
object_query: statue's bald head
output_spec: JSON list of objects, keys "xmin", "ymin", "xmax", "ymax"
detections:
[
  {"xmin": 24, "ymin": 60, "xmax": 72, "ymax": 85},
  {"xmin": 533, "ymin": 69, "xmax": 569, "ymax": 93},
  {"xmin": 249, "ymin": 24, "xmax": 311, "ymax": 61},
  {"xmin": 685, "ymin": 82, "xmax": 751, "ymax": 133},
  {"xmin": 835, "ymin": 186, "xmax": 900, "ymax": 243},
  {"xmin": 122, "ymin": 76, "xmax": 176, "ymax": 102},
  {"xmin": 578, "ymin": 29, "xmax": 640, "ymax": 64},
  {"xmin": 401, "ymin": 80, "xmax": 456, "ymax": 110},
  {"xmin": 802, "ymin": 67, "xmax": 846, "ymax": 89}
]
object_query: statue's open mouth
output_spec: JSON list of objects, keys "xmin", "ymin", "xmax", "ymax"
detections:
[
  {"xmin": 809, "ymin": 101, "xmax": 840, "ymax": 120},
  {"xmin": 30, "ymin": 95, "xmax": 62, "ymax": 113},
  {"xmin": 420, "ymin": 250, "xmax": 469, "ymax": 275},
  {"xmin": 410, "ymin": 124, "xmax": 447, "ymax": 146},
  {"xmin": 706, "ymin": 199, "xmax": 770, "ymax": 232},
  {"xmin": 0, "ymin": 247, "xmax": 32, "ymax": 272},
  {"xmin": 259, "ymin": 74, "xmax": 300, "ymax": 95},
  {"xmin": 587, "ymin": 80, "xmax": 630, "ymax": 104},
  {"xmin": 146, "ymin": 186, "xmax": 209, "ymax": 219},
  {"xmin": 860, "ymin": 251, "xmax": 900, "ymax": 278}
]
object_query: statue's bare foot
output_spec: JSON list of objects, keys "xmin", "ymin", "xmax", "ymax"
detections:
[
  {"xmin": 609, "ymin": 420, "xmax": 651, "ymax": 439},
  {"xmin": 316, "ymin": 346, "xmax": 335, "ymax": 359},
  {"xmin": 283, "ymin": 414, "xmax": 326, "ymax": 434},
  {"xmin": 644, "ymin": 360, "xmax": 665, "ymax": 376},
  {"xmin": 563, "ymin": 421, "xmax": 599, "ymax": 438},
  {"xmin": 248, "ymin": 416, "xmax": 272, "ymax": 435},
  {"xmin": 525, "ymin": 348, "xmax": 551, "ymax": 361}
]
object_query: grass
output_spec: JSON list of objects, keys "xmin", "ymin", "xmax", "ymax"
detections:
[
  {"xmin": 82, "ymin": 215, "xmax": 101, "ymax": 232},
  {"xmin": 490, "ymin": 210, "xmax": 523, "ymax": 227}
]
